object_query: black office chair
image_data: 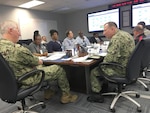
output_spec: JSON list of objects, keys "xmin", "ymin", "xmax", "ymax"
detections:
[
  {"xmin": 137, "ymin": 37, "xmax": 150, "ymax": 91},
  {"xmin": 138, "ymin": 68, "xmax": 150, "ymax": 91},
  {"xmin": 0, "ymin": 53, "xmax": 46, "ymax": 113},
  {"xmin": 98, "ymin": 38, "xmax": 150, "ymax": 112}
]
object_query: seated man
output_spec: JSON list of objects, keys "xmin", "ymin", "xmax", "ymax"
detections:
[
  {"xmin": 29, "ymin": 31, "xmax": 48, "ymax": 56},
  {"xmin": 87, "ymin": 22, "xmax": 135, "ymax": 103},
  {"xmin": 133, "ymin": 25, "xmax": 146, "ymax": 45},
  {"xmin": 41, "ymin": 35, "xmax": 48, "ymax": 47},
  {"xmin": 137, "ymin": 21, "xmax": 150, "ymax": 36},
  {"xmin": 75, "ymin": 31, "xmax": 90, "ymax": 47},
  {"xmin": 0, "ymin": 20, "xmax": 78, "ymax": 104},
  {"xmin": 41, "ymin": 36, "xmax": 47, "ymax": 44},
  {"xmin": 47, "ymin": 29, "xmax": 62, "ymax": 53},
  {"xmin": 89, "ymin": 32, "xmax": 104, "ymax": 44}
]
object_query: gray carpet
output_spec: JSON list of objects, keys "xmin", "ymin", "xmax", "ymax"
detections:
[{"xmin": 1, "ymin": 79, "xmax": 150, "ymax": 113}]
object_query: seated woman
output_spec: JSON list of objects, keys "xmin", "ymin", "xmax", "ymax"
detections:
[
  {"xmin": 29, "ymin": 30, "xmax": 48, "ymax": 56},
  {"xmin": 47, "ymin": 29, "xmax": 62, "ymax": 53},
  {"xmin": 62, "ymin": 30, "xmax": 76, "ymax": 51}
]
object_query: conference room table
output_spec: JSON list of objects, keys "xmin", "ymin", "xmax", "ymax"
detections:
[{"xmin": 43, "ymin": 53, "xmax": 104, "ymax": 94}]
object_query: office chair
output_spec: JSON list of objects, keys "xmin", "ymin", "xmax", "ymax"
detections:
[
  {"xmin": 18, "ymin": 39, "xmax": 33, "ymax": 45},
  {"xmin": 137, "ymin": 37, "xmax": 150, "ymax": 91},
  {"xmin": 137, "ymin": 68, "xmax": 150, "ymax": 91},
  {"xmin": 98, "ymin": 38, "xmax": 150, "ymax": 112},
  {"xmin": 0, "ymin": 53, "xmax": 46, "ymax": 113}
]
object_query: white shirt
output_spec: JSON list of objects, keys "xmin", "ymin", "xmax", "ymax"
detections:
[
  {"xmin": 75, "ymin": 36, "xmax": 90, "ymax": 47},
  {"xmin": 62, "ymin": 37, "xmax": 76, "ymax": 50}
]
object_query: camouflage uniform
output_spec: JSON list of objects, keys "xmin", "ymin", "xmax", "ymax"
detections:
[
  {"xmin": 90, "ymin": 30, "xmax": 135, "ymax": 93},
  {"xmin": 0, "ymin": 38, "xmax": 70, "ymax": 93}
]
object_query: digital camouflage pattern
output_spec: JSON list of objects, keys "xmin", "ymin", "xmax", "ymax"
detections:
[
  {"xmin": 0, "ymin": 38, "xmax": 70, "ymax": 93},
  {"xmin": 91, "ymin": 30, "xmax": 135, "ymax": 93}
]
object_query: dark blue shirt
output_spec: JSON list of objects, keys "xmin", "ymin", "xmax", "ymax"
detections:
[{"xmin": 47, "ymin": 40, "xmax": 62, "ymax": 53}]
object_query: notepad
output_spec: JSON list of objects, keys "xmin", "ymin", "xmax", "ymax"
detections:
[
  {"xmin": 98, "ymin": 52, "xmax": 107, "ymax": 56},
  {"xmin": 43, "ymin": 52, "xmax": 66, "ymax": 60},
  {"xmin": 72, "ymin": 55, "xmax": 89, "ymax": 62}
]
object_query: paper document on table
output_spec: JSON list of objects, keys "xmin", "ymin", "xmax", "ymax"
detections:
[
  {"xmin": 98, "ymin": 52, "xmax": 107, "ymax": 56},
  {"xmin": 38, "ymin": 56, "xmax": 47, "ymax": 60},
  {"xmin": 61, "ymin": 57, "xmax": 72, "ymax": 61},
  {"xmin": 72, "ymin": 55, "xmax": 89, "ymax": 62},
  {"xmin": 43, "ymin": 53, "xmax": 66, "ymax": 60}
]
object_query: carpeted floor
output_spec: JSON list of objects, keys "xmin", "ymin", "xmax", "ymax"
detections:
[{"xmin": 1, "ymin": 76, "xmax": 150, "ymax": 113}]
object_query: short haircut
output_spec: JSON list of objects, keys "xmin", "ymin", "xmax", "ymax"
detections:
[
  {"xmin": 133, "ymin": 25, "xmax": 144, "ymax": 33},
  {"xmin": 93, "ymin": 32, "xmax": 99, "ymax": 36},
  {"xmin": 78, "ymin": 31, "xmax": 83, "ymax": 34},
  {"xmin": 104, "ymin": 22, "xmax": 118, "ymax": 28},
  {"xmin": 49, "ymin": 29, "xmax": 58, "ymax": 36},
  {"xmin": 0, "ymin": 20, "xmax": 17, "ymax": 34},
  {"xmin": 137, "ymin": 21, "xmax": 146, "ymax": 28},
  {"xmin": 65, "ymin": 30, "xmax": 71, "ymax": 37}
]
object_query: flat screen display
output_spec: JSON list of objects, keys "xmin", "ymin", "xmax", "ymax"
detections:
[
  {"xmin": 87, "ymin": 8, "xmax": 119, "ymax": 32},
  {"xmin": 132, "ymin": 2, "xmax": 150, "ymax": 27}
]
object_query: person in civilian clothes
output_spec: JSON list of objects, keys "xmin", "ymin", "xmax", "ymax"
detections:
[
  {"xmin": 29, "ymin": 30, "xmax": 48, "ymax": 56},
  {"xmin": 133, "ymin": 25, "xmax": 146, "ymax": 45},
  {"xmin": 75, "ymin": 31, "xmax": 90, "ymax": 47},
  {"xmin": 137, "ymin": 21, "xmax": 150, "ymax": 37},
  {"xmin": 41, "ymin": 36, "xmax": 47, "ymax": 44},
  {"xmin": 47, "ymin": 29, "xmax": 62, "ymax": 53},
  {"xmin": 62, "ymin": 30, "xmax": 76, "ymax": 51},
  {"xmin": 89, "ymin": 32, "xmax": 104, "ymax": 44}
]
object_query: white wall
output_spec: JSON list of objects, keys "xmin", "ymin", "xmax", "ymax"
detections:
[
  {"xmin": 18, "ymin": 17, "xmax": 57, "ymax": 40},
  {"xmin": 1, "ymin": 1, "xmax": 150, "ymax": 40},
  {"xmin": 0, "ymin": 5, "xmax": 66, "ymax": 41}
]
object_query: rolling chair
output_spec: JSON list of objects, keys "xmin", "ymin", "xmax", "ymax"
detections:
[
  {"xmin": 0, "ymin": 53, "xmax": 46, "ymax": 113},
  {"xmin": 98, "ymin": 38, "xmax": 150, "ymax": 112},
  {"xmin": 137, "ymin": 38, "xmax": 150, "ymax": 91},
  {"xmin": 138, "ymin": 68, "xmax": 150, "ymax": 91}
]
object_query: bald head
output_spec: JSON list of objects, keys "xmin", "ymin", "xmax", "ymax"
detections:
[
  {"xmin": 133, "ymin": 25, "xmax": 144, "ymax": 38},
  {"xmin": 0, "ymin": 20, "xmax": 21, "ymax": 43},
  {"xmin": 78, "ymin": 31, "xmax": 84, "ymax": 38}
]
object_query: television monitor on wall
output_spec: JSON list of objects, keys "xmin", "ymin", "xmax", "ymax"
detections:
[
  {"xmin": 87, "ymin": 8, "xmax": 120, "ymax": 32},
  {"xmin": 132, "ymin": 2, "xmax": 150, "ymax": 27}
]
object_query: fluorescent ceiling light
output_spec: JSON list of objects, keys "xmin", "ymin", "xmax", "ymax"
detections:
[{"xmin": 19, "ymin": 0, "xmax": 45, "ymax": 8}]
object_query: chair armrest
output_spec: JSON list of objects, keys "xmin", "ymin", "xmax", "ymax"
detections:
[
  {"xmin": 98, "ymin": 62, "xmax": 125, "ymax": 79},
  {"xmin": 99, "ymin": 62, "xmax": 125, "ymax": 69},
  {"xmin": 17, "ymin": 69, "xmax": 45, "ymax": 92}
]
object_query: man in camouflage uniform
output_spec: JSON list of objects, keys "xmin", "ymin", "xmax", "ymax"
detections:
[
  {"xmin": 0, "ymin": 20, "xmax": 78, "ymax": 104},
  {"xmin": 87, "ymin": 22, "xmax": 135, "ymax": 103}
]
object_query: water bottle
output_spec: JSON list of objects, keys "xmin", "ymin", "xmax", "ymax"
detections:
[{"xmin": 99, "ymin": 48, "xmax": 102, "ymax": 53}]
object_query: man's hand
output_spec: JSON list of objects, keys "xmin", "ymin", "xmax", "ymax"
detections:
[{"xmin": 38, "ymin": 59, "xmax": 43, "ymax": 65}]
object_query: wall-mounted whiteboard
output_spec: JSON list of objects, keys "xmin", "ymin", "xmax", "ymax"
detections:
[{"xmin": 18, "ymin": 18, "xmax": 57, "ymax": 41}]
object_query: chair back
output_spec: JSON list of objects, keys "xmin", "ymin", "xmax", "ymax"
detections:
[
  {"xmin": 141, "ymin": 36, "xmax": 150, "ymax": 69},
  {"xmin": 0, "ymin": 53, "xmax": 18, "ymax": 103},
  {"xmin": 18, "ymin": 39, "xmax": 32, "ymax": 45},
  {"xmin": 126, "ymin": 38, "xmax": 150, "ymax": 81}
]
